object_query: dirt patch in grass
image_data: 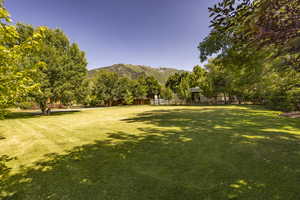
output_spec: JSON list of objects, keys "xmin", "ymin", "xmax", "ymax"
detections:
[{"xmin": 280, "ymin": 112, "xmax": 300, "ymax": 118}]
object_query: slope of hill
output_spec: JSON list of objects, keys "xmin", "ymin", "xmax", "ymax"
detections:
[{"xmin": 88, "ymin": 64, "xmax": 185, "ymax": 84}]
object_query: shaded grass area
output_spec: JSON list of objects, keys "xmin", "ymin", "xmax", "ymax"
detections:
[
  {"xmin": 4, "ymin": 110, "xmax": 80, "ymax": 120},
  {"xmin": 0, "ymin": 106, "xmax": 300, "ymax": 199}
]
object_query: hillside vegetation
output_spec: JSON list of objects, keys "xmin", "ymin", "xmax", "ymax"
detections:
[{"xmin": 88, "ymin": 64, "xmax": 185, "ymax": 84}]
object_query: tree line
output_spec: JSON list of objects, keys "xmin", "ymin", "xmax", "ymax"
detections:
[
  {"xmin": 84, "ymin": 71, "xmax": 166, "ymax": 107},
  {"xmin": 1, "ymin": 0, "xmax": 299, "ymax": 119},
  {"xmin": 0, "ymin": 2, "xmax": 170, "ymax": 118},
  {"xmin": 165, "ymin": 0, "xmax": 299, "ymax": 111}
]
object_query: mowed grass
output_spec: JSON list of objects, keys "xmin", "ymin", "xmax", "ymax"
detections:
[{"xmin": 1, "ymin": 105, "xmax": 300, "ymax": 199}]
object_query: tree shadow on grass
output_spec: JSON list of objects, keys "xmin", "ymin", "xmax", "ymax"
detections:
[
  {"xmin": 4, "ymin": 110, "xmax": 81, "ymax": 120},
  {"xmin": 123, "ymin": 106, "xmax": 300, "ymax": 141},
  {"xmin": 1, "ymin": 106, "xmax": 300, "ymax": 199}
]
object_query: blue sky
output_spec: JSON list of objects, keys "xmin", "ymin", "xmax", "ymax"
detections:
[{"xmin": 6, "ymin": 0, "xmax": 219, "ymax": 70}]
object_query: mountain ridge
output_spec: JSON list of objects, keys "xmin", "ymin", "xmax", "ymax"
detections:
[{"xmin": 88, "ymin": 64, "xmax": 186, "ymax": 84}]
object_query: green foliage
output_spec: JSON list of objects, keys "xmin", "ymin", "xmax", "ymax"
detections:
[
  {"xmin": 197, "ymin": 0, "xmax": 300, "ymax": 110},
  {"xmin": 0, "ymin": 109, "xmax": 9, "ymax": 119},
  {"xmin": 177, "ymin": 75, "xmax": 192, "ymax": 101},
  {"xmin": 144, "ymin": 76, "xmax": 161, "ymax": 99},
  {"xmin": 0, "ymin": 3, "xmax": 44, "ymax": 118},
  {"xmin": 166, "ymin": 66, "xmax": 222, "ymax": 102},
  {"xmin": 165, "ymin": 72, "xmax": 183, "ymax": 93},
  {"xmin": 91, "ymin": 70, "xmax": 119, "ymax": 106},
  {"xmin": 201, "ymin": 0, "xmax": 300, "ymax": 72},
  {"xmin": 1, "ymin": 4, "xmax": 87, "ymax": 117},
  {"xmin": 198, "ymin": 31, "xmax": 229, "ymax": 62},
  {"xmin": 89, "ymin": 71, "xmax": 162, "ymax": 107},
  {"xmin": 123, "ymin": 90, "xmax": 134, "ymax": 105},
  {"xmin": 116, "ymin": 77, "xmax": 134, "ymax": 105},
  {"xmin": 160, "ymin": 87, "xmax": 174, "ymax": 100},
  {"xmin": 190, "ymin": 65, "xmax": 215, "ymax": 98},
  {"xmin": 166, "ymin": 72, "xmax": 192, "ymax": 101},
  {"xmin": 287, "ymin": 88, "xmax": 300, "ymax": 111},
  {"xmin": 210, "ymin": 0, "xmax": 300, "ymax": 48},
  {"xmin": 131, "ymin": 78, "xmax": 148, "ymax": 99},
  {"xmin": 17, "ymin": 101, "xmax": 36, "ymax": 110},
  {"xmin": 14, "ymin": 25, "xmax": 88, "ymax": 113}
]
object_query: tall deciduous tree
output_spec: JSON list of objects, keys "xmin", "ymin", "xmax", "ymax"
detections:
[
  {"xmin": 116, "ymin": 77, "xmax": 134, "ymax": 105},
  {"xmin": 166, "ymin": 72, "xmax": 192, "ymax": 101},
  {"xmin": 198, "ymin": 0, "xmax": 300, "ymax": 110},
  {"xmin": 132, "ymin": 77, "xmax": 148, "ymax": 100},
  {"xmin": 92, "ymin": 71, "xmax": 119, "ymax": 107},
  {"xmin": 15, "ymin": 24, "xmax": 87, "ymax": 114},
  {"xmin": 144, "ymin": 76, "xmax": 161, "ymax": 99},
  {"xmin": 0, "ymin": 2, "xmax": 43, "ymax": 118},
  {"xmin": 160, "ymin": 87, "xmax": 174, "ymax": 101}
]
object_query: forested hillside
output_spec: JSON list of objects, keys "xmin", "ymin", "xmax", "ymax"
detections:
[{"xmin": 89, "ymin": 64, "xmax": 185, "ymax": 84}]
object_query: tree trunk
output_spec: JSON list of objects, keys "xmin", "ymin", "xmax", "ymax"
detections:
[
  {"xmin": 297, "ymin": 103, "xmax": 300, "ymax": 111},
  {"xmin": 40, "ymin": 102, "xmax": 48, "ymax": 115},
  {"xmin": 238, "ymin": 96, "xmax": 244, "ymax": 105},
  {"xmin": 46, "ymin": 108, "xmax": 51, "ymax": 115},
  {"xmin": 224, "ymin": 93, "xmax": 227, "ymax": 104},
  {"xmin": 108, "ymin": 100, "xmax": 113, "ymax": 107},
  {"xmin": 228, "ymin": 94, "xmax": 232, "ymax": 104}
]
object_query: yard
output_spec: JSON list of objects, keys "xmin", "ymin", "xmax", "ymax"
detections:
[{"xmin": 1, "ymin": 105, "xmax": 300, "ymax": 199}]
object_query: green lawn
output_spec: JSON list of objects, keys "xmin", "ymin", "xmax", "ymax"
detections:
[{"xmin": 1, "ymin": 105, "xmax": 300, "ymax": 199}]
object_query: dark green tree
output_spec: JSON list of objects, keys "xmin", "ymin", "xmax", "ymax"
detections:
[
  {"xmin": 144, "ymin": 76, "xmax": 161, "ymax": 99},
  {"xmin": 132, "ymin": 77, "xmax": 148, "ymax": 100},
  {"xmin": 200, "ymin": 0, "xmax": 300, "ymax": 72},
  {"xmin": 92, "ymin": 71, "xmax": 119, "ymax": 107},
  {"xmin": 166, "ymin": 72, "xmax": 192, "ymax": 101}
]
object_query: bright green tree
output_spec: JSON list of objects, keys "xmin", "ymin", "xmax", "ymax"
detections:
[
  {"xmin": 116, "ymin": 77, "xmax": 134, "ymax": 105},
  {"xmin": 0, "ymin": 2, "xmax": 44, "ymax": 118},
  {"xmin": 15, "ymin": 25, "xmax": 87, "ymax": 114},
  {"xmin": 160, "ymin": 87, "xmax": 174, "ymax": 100}
]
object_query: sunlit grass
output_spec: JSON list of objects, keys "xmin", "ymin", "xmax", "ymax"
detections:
[{"xmin": 0, "ymin": 105, "xmax": 300, "ymax": 199}]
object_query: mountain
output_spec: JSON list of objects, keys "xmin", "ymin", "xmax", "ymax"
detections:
[{"xmin": 88, "ymin": 64, "xmax": 186, "ymax": 84}]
